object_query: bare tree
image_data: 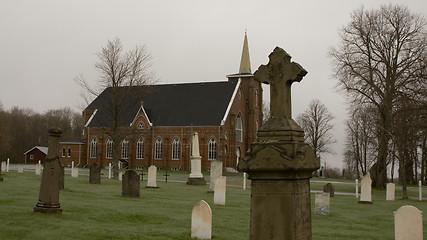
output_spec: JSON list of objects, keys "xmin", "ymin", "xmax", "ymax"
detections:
[
  {"xmin": 75, "ymin": 37, "xmax": 156, "ymax": 179},
  {"xmin": 345, "ymin": 105, "xmax": 377, "ymax": 179},
  {"xmin": 330, "ymin": 5, "xmax": 426, "ymax": 188},
  {"xmin": 296, "ymin": 99, "xmax": 336, "ymax": 162}
]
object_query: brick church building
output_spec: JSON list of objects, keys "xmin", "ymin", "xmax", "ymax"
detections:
[{"xmin": 59, "ymin": 34, "xmax": 262, "ymax": 171}]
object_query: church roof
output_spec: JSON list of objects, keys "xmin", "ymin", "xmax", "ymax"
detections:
[{"xmin": 85, "ymin": 80, "xmax": 239, "ymax": 128}]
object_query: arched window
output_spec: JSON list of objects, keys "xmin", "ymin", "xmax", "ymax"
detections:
[
  {"xmin": 122, "ymin": 139, "xmax": 129, "ymax": 159},
  {"xmin": 236, "ymin": 114, "xmax": 243, "ymax": 142},
  {"xmin": 106, "ymin": 138, "xmax": 113, "ymax": 159},
  {"xmin": 67, "ymin": 148, "xmax": 71, "ymax": 157},
  {"xmin": 62, "ymin": 148, "xmax": 66, "ymax": 157},
  {"xmin": 90, "ymin": 137, "xmax": 97, "ymax": 159},
  {"xmin": 172, "ymin": 137, "xmax": 180, "ymax": 160},
  {"xmin": 154, "ymin": 137, "xmax": 162, "ymax": 160},
  {"xmin": 208, "ymin": 138, "xmax": 217, "ymax": 160},
  {"xmin": 136, "ymin": 137, "xmax": 144, "ymax": 159},
  {"xmin": 138, "ymin": 121, "xmax": 144, "ymax": 129}
]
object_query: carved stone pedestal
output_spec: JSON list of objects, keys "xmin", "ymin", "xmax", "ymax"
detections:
[
  {"xmin": 34, "ymin": 128, "xmax": 63, "ymax": 215},
  {"xmin": 238, "ymin": 47, "xmax": 319, "ymax": 240}
]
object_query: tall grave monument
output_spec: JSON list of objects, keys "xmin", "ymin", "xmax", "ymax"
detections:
[
  {"xmin": 238, "ymin": 47, "xmax": 319, "ymax": 240},
  {"xmin": 187, "ymin": 132, "xmax": 206, "ymax": 185},
  {"xmin": 34, "ymin": 128, "xmax": 63, "ymax": 214}
]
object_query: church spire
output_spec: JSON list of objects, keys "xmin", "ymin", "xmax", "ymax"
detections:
[{"xmin": 239, "ymin": 32, "xmax": 251, "ymax": 74}]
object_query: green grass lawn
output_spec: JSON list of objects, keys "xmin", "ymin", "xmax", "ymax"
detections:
[{"xmin": 0, "ymin": 171, "xmax": 426, "ymax": 240}]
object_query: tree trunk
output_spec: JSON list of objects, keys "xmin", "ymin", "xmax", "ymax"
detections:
[{"xmin": 399, "ymin": 150, "xmax": 408, "ymax": 199}]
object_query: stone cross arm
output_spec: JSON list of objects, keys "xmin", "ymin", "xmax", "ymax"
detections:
[{"xmin": 254, "ymin": 47, "xmax": 307, "ymax": 119}]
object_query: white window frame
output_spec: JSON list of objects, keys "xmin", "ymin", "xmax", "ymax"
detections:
[
  {"xmin": 90, "ymin": 137, "xmax": 97, "ymax": 159},
  {"xmin": 154, "ymin": 138, "xmax": 162, "ymax": 160},
  {"xmin": 208, "ymin": 137, "xmax": 217, "ymax": 160},
  {"xmin": 236, "ymin": 114, "xmax": 243, "ymax": 142},
  {"xmin": 122, "ymin": 139, "xmax": 129, "ymax": 159},
  {"xmin": 172, "ymin": 137, "xmax": 180, "ymax": 160},
  {"xmin": 136, "ymin": 137, "xmax": 144, "ymax": 159},
  {"xmin": 106, "ymin": 138, "xmax": 113, "ymax": 159}
]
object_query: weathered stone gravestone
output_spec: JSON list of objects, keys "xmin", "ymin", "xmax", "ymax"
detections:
[
  {"xmin": 59, "ymin": 162, "xmax": 64, "ymax": 189},
  {"xmin": 386, "ymin": 183, "xmax": 395, "ymax": 201},
  {"xmin": 214, "ymin": 176, "xmax": 226, "ymax": 205},
  {"xmin": 89, "ymin": 163, "xmax": 101, "ymax": 184},
  {"xmin": 323, "ymin": 183, "xmax": 335, "ymax": 197},
  {"xmin": 1, "ymin": 161, "xmax": 5, "ymax": 173},
  {"xmin": 0, "ymin": 161, "xmax": 3, "ymax": 182},
  {"xmin": 394, "ymin": 205, "xmax": 423, "ymax": 240},
  {"xmin": 35, "ymin": 163, "xmax": 41, "ymax": 175},
  {"xmin": 314, "ymin": 192, "xmax": 330, "ymax": 215},
  {"xmin": 122, "ymin": 170, "xmax": 140, "ymax": 197},
  {"xmin": 34, "ymin": 128, "xmax": 63, "ymax": 214},
  {"xmin": 71, "ymin": 161, "xmax": 78, "ymax": 178},
  {"xmin": 191, "ymin": 200, "xmax": 212, "ymax": 239},
  {"xmin": 18, "ymin": 165, "xmax": 24, "ymax": 173},
  {"xmin": 238, "ymin": 47, "xmax": 319, "ymax": 240},
  {"xmin": 146, "ymin": 165, "xmax": 158, "ymax": 188},
  {"xmin": 119, "ymin": 171, "xmax": 123, "ymax": 181},
  {"xmin": 359, "ymin": 175, "xmax": 372, "ymax": 204},
  {"xmin": 187, "ymin": 132, "xmax": 206, "ymax": 185},
  {"xmin": 209, "ymin": 160, "xmax": 223, "ymax": 192}
]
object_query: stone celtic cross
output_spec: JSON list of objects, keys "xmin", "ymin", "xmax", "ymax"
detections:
[{"xmin": 254, "ymin": 47, "xmax": 307, "ymax": 119}]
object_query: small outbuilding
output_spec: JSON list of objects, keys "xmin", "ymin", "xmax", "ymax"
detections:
[{"xmin": 24, "ymin": 146, "xmax": 48, "ymax": 164}]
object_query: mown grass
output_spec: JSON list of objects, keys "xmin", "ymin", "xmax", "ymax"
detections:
[{"xmin": 0, "ymin": 170, "xmax": 425, "ymax": 239}]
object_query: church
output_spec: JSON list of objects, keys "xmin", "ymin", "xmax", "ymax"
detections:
[{"xmin": 59, "ymin": 34, "xmax": 262, "ymax": 171}]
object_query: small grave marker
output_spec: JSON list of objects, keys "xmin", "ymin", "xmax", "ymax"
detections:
[
  {"xmin": 394, "ymin": 205, "xmax": 423, "ymax": 240},
  {"xmin": 314, "ymin": 192, "xmax": 330, "ymax": 215},
  {"xmin": 359, "ymin": 175, "xmax": 372, "ymax": 204},
  {"xmin": 146, "ymin": 165, "xmax": 158, "ymax": 188},
  {"xmin": 122, "ymin": 170, "xmax": 140, "ymax": 197},
  {"xmin": 18, "ymin": 165, "xmax": 24, "ymax": 173},
  {"xmin": 214, "ymin": 176, "xmax": 226, "ymax": 205},
  {"xmin": 191, "ymin": 200, "xmax": 212, "ymax": 239},
  {"xmin": 386, "ymin": 183, "xmax": 395, "ymax": 201},
  {"xmin": 209, "ymin": 160, "xmax": 222, "ymax": 192},
  {"xmin": 89, "ymin": 163, "xmax": 101, "ymax": 184}
]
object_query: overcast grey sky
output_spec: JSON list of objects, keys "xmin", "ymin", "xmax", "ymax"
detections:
[{"xmin": 1, "ymin": 0, "xmax": 425, "ymax": 169}]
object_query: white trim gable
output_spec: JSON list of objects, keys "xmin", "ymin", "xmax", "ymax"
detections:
[
  {"xmin": 84, "ymin": 109, "xmax": 98, "ymax": 127},
  {"xmin": 221, "ymin": 78, "xmax": 241, "ymax": 126},
  {"xmin": 130, "ymin": 106, "xmax": 153, "ymax": 127}
]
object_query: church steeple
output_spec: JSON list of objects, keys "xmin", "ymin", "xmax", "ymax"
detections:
[{"xmin": 239, "ymin": 32, "xmax": 251, "ymax": 74}]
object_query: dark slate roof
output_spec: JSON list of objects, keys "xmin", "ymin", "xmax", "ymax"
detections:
[{"xmin": 85, "ymin": 81, "xmax": 239, "ymax": 127}]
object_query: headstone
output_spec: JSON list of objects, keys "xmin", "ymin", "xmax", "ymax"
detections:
[
  {"xmin": 1, "ymin": 161, "xmax": 6, "ymax": 173},
  {"xmin": 386, "ymin": 183, "xmax": 395, "ymax": 201},
  {"xmin": 187, "ymin": 132, "xmax": 206, "ymax": 185},
  {"xmin": 323, "ymin": 183, "xmax": 335, "ymax": 197},
  {"xmin": 35, "ymin": 163, "xmax": 41, "ymax": 175},
  {"xmin": 394, "ymin": 205, "xmax": 423, "ymax": 240},
  {"xmin": 72, "ymin": 167, "xmax": 79, "ymax": 178},
  {"xmin": 122, "ymin": 170, "xmax": 140, "ymax": 197},
  {"xmin": 238, "ymin": 47, "xmax": 319, "ymax": 240},
  {"xmin": 359, "ymin": 175, "xmax": 372, "ymax": 204},
  {"xmin": 59, "ymin": 162, "xmax": 64, "ymax": 189},
  {"xmin": 146, "ymin": 165, "xmax": 158, "ymax": 188},
  {"xmin": 119, "ymin": 171, "xmax": 123, "ymax": 181},
  {"xmin": 209, "ymin": 160, "xmax": 222, "ymax": 192},
  {"xmin": 419, "ymin": 180, "xmax": 422, "ymax": 202},
  {"xmin": 34, "ymin": 128, "xmax": 63, "ymax": 214},
  {"xmin": 214, "ymin": 176, "xmax": 226, "ymax": 205},
  {"xmin": 314, "ymin": 193, "xmax": 330, "ymax": 215},
  {"xmin": 108, "ymin": 163, "xmax": 112, "ymax": 179},
  {"xmin": 355, "ymin": 179, "xmax": 359, "ymax": 198},
  {"xmin": 0, "ymin": 161, "xmax": 3, "ymax": 182},
  {"xmin": 18, "ymin": 165, "xmax": 24, "ymax": 173},
  {"xmin": 89, "ymin": 163, "xmax": 101, "ymax": 184},
  {"xmin": 191, "ymin": 200, "xmax": 212, "ymax": 239},
  {"xmin": 6, "ymin": 158, "xmax": 10, "ymax": 172},
  {"xmin": 243, "ymin": 172, "xmax": 247, "ymax": 190}
]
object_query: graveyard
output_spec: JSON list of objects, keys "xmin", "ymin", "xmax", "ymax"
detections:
[{"xmin": 0, "ymin": 169, "xmax": 425, "ymax": 239}]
